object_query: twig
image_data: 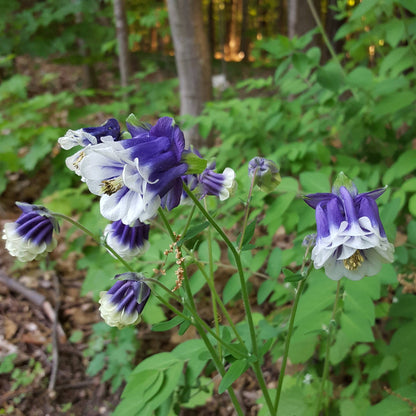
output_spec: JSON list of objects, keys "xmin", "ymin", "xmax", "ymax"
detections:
[
  {"xmin": 0, "ymin": 272, "xmax": 66, "ymax": 342},
  {"xmin": 48, "ymin": 270, "xmax": 61, "ymax": 394},
  {"xmin": 55, "ymin": 380, "xmax": 96, "ymax": 391}
]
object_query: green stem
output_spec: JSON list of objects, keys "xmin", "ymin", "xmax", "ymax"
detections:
[
  {"xmin": 181, "ymin": 204, "xmax": 196, "ymax": 237},
  {"xmin": 183, "ymin": 183, "xmax": 275, "ymax": 415},
  {"xmin": 52, "ymin": 212, "xmax": 133, "ymax": 271},
  {"xmin": 315, "ymin": 280, "xmax": 342, "ymax": 416},
  {"xmin": 158, "ymin": 207, "xmax": 246, "ymax": 360},
  {"xmin": 193, "ymin": 259, "xmax": 247, "ymax": 348},
  {"xmin": 238, "ymin": 169, "xmax": 257, "ymax": 251},
  {"xmin": 204, "ymin": 199, "xmax": 222, "ymax": 360},
  {"xmin": 273, "ymin": 277, "xmax": 308, "ymax": 414},
  {"xmin": 192, "ymin": 318, "xmax": 245, "ymax": 416}
]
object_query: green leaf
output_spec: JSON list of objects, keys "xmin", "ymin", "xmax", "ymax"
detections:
[
  {"xmin": 398, "ymin": 0, "xmax": 416, "ymax": 14},
  {"xmin": 292, "ymin": 53, "xmax": 311, "ymax": 77},
  {"xmin": 316, "ymin": 61, "xmax": 344, "ymax": 92},
  {"xmin": 365, "ymin": 383, "xmax": 416, "ymax": 416},
  {"xmin": 178, "ymin": 221, "xmax": 209, "ymax": 246},
  {"xmin": 257, "ymin": 278, "xmax": 276, "ymax": 305},
  {"xmin": 341, "ymin": 311, "xmax": 374, "ymax": 344},
  {"xmin": 266, "ymin": 247, "xmax": 282, "ymax": 278},
  {"xmin": 239, "ymin": 220, "xmax": 257, "ymax": 250},
  {"xmin": 408, "ymin": 194, "xmax": 416, "ymax": 217},
  {"xmin": 152, "ymin": 316, "xmax": 185, "ymax": 332},
  {"xmin": 346, "ymin": 67, "xmax": 374, "ymax": 90},
  {"xmin": 86, "ymin": 352, "xmax": 106, "ymax": 376},
  {"xmin": 218, "ymin": 359, "xmax": 249, "ymax": 394},
  {"xmin": 343, "ymin": 280, "xmax": 375, "ymax": 324},
  {"xmin": 384, "ymin": 19, "xmax": 405, "ymax": 48},
  {"xmin": 300, "ymin": 171, "xmax": 330, "ymax": 193},
  {"xmin": 373, "ymin": 91, "xmax": 416, "ymax": 117},
  {"xmin": 349, "ymin": 0, "xmax": 378, "ymax": 20},
  {"xmin": 114, "ymin": 370, "xmax": 164, "ymax": 416}
]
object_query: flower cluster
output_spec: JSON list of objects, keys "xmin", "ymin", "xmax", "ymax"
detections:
[{"xmin": 304, "ymin": 173, "xmax": 394, "ymax": 281}]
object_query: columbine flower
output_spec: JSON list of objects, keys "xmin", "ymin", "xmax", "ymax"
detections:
[
  {"xmin": 79, "ymin": 117, "xmax": 188, "ymax": 224},
  {"xmin": 2, "ymin": 202, "xmax": 59, "ymax": 262},
  {"xmin": 248, "ymin": 157, "xmax": 281, "ymax": 192},
  {"xmin": 58, "ymin": 118, "xmax": 121, "ymax": 176},
  {"xmin": 199, "ymin": 163, "xmax": 236, "ymax": 200},
  {"xmin": 103, "ymin": 220, "xmax": 150, "ymax": 261},
  {"xmin": 181, "ymin": 159, "xmax": 236, "ymax": 202},
  {"xmin": 304, "ymin": 173, "xmax": 394, "ymax": 281},
  {"xmin": 99, "ymin": 273, "xmax": 151, "ymax": 328}
]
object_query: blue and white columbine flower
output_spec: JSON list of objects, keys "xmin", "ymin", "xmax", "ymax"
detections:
[
  {"xmin": 103, "ymin": 220, "xmax": 150, "ymax": 261},
  {"xmin": 181, "ymin": 159, "xmax": 236, "ymax": 202},
  {"xmin": 199, "ymin": 163, "xmax": 236, "ymax": 200},
  {"xmin": 78, "ymin": 117, "xmax": 188, "ymax": 224},
  {"xmin": 99, "ymin": 273, "xmax": 151, "ymax": 328},
  {"xmin": 58, "ymin": 118, "xmax": 121, "ymax": 176},
  {"xmin": 304, "ymin": 173, "xmax": 394, "ymax": 281},
  {"xmin": 2, "ymin": 202, "xmax": 59, "ymax": 262}
]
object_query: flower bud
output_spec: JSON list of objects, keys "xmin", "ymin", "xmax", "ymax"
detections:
[
  {"xmin": 248, "ymin": 157, "xmax": 281, "ymax": 192},
  {"xmin": 2, "ymin": 202, "xmax": 59, "ymax": 262},
  {"xmin": 99, "ymin": 273, "xmax": 151, "ymax": 329}
]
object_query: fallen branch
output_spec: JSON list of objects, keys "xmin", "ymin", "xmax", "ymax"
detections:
[{"xmin": 0, "ymin": 271, "xmax": 66, "ymax": 343}]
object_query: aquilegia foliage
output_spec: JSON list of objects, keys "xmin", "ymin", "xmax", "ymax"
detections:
[{"xmin": 304, "ymin": 173, "xmax": 394, "ymax": 280}]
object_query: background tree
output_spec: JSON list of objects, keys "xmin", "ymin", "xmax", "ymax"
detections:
[
  {"xmin": 166, "ymin": 0, "xmax": 213, "ymax": 147},
  {"xmin": 113, "ymin": 0, "xmax": 132, "ymax": 93}
]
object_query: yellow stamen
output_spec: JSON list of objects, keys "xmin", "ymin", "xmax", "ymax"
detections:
[
  {"xmin": 101, "ymin": 177, "xmax": 123, "ymax": 195},
  {"xmin": 343, "ymin": 250, "xmax": 364, "ymax": 271},
  {"xmin": 73, "ymin": 151, "xmax": 85, "ymax": 169}
]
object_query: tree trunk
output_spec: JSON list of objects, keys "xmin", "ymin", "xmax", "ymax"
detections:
[
  {"xmin": 240, "ymin": 0, "xmax": 249, "ymax": 60},
  {"xmin": 113, "ymin": 0, "xmax": 131, "ymax": 90},
  {"xmin": 287, "ymin": 0, "xmax": 319, "ymax": 40},
  {"xmin": 167, "ymin": 0, "xmax": 213, "ymax": 148}
]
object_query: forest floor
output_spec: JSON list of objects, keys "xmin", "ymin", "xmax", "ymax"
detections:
[
  {"xmin": 0, "ymin": 167, "xmax": 293, "ymax": 416},
  {"xmin": 0, "ymin": 56, "xmax": 286, "ymax": 415}
]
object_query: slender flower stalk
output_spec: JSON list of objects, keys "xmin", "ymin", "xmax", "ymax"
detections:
[
  {"xmin": 238, "ymin": 167, "xmax": 257, "ymax": 252},
  {"xmin": 52, "ymin": 212, "xmax": 134, "ymax": 271},
  {"xmin": 315, "ymin": 280, "xmax": 342, "ymax": 415},
  {"xmin": 274, "ymin": 244, "xmax": 313, "ymax": 414},
  {"xmin": 204, "ymin": 198, "xmax": 222, "ymax": 359}
]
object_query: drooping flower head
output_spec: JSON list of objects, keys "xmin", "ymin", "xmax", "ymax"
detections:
[
  {"xmin": 99, "ymin": 273, "xmax": 151, "ymax": 328},
  {"xmin": 248, "ymin": 157, "xmax": 281, "ymax": 193},
  {"xmin": 304, "ymin": 172, "xmax": 394, "ymax": 281},
  {"xmin": 78, "ymin": 116, "xmax": 188, "ymax": 224},
  {"xmin": 2, "ymin": 202, "xmax": 59, "ymax": 262},
  {"xmin": 199, "ymin": 162, "xmax": 236, "ymax": 200},
  {"xmin": 181, "ymin": 154, "xmax": 236, "ymax": 203},
  {"xmin": 103, "ymin": 219, "xmax": 150, "ymax": 261}
]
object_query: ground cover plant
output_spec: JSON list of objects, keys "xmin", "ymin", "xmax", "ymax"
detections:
[{"xmin": 1, "ymin": 0, "xmax": 416, "ymax": 415}]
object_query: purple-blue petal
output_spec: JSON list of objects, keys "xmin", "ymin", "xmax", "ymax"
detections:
[
  {"xmin": 83, "ymin": 118, "xmax": 121, "ymax": 141},
  {"xmin": 316, "ymin": 204, "xmax": 330, "ymax": 238},
  {"xmin": 303, "ymin": 193, "xmax": 337, "ymax": 209}
]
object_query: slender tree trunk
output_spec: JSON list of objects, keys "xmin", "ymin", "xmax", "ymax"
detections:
[
  {"xmin": 167, "ymin": 0, "xmax": 213, "ymax": 148},
  {"xmin": 288, "ymin": 0, "xmax": 319, "ymax": 40},
  {"xmin": 208, "ymin": 0, "xmax": 216, "ymax": 57},
  {"xmin": 240, "ymin": 0, "xmax": 249, "ymax": 60},
  {"xmin": 113, "ymin": 0, "xmax": 131, "ymax": 89},
  {"xmin": 323, "ymin": 0, "xmax": 345, "ymax": 62}
]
